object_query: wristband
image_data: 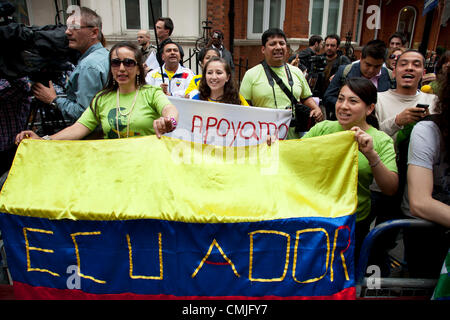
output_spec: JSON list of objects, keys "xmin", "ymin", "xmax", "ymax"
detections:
[
  {"xmin": 370, "ymin": 157, "xmax": 381, "ymax": 168},
  {"xmin": 170, "ymin": 117, "xmax": 177, "ymax": 128}
]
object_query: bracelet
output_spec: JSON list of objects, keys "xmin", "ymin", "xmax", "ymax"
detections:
[
  {"xmin": 170, "ymin": 117, "xmax": 177, "ymax": 128},
  {"xmin": 369, "ymin": 157, "xmax": 381, "ymax": 168},
  {"xmin": 42, "ymin": 135, "xmax": 52, "ymax": 140}
]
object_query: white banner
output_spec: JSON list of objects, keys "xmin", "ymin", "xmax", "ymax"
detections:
[{"xmin": 165, "ymin": 97, "xmax": 292, "ymax": 146}]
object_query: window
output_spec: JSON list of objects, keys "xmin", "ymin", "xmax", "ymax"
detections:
[
  {"xmin": 122, "ymin": 0, "xmax": 165, "ymax": 31},
  {"xmin": 309, "ymin": 0, "xmax": 343, "ymax": 38},
  {"xmin": 60, "ymin": 0, "xmax": 79, "ymax": 24},
  {"xmin": 355, "ymin": 0, "xmax": 364, "ymax": 44},
  {"xmin": 8, "ymin": 0, "xmax": 31, "ymax": 25},
  {"xmin": 397, "ymin": 6, "xmax": 416, "ymax": 48},
  {"xmin": 247, "ymin": 0, "xmax": 286, "ymax": 39}
]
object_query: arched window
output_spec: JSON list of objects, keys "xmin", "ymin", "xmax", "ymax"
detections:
[{"xmin": 396, "ymin": 6, "xmax": 417, "ymax": 48}]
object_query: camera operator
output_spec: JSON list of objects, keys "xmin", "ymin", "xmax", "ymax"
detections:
[
  {"xmin": 32, "ymin": 6, "xmax": 109, "ymax": 124},
  {"xmin": 288, "ymin": 35, "xmax": 323, "ymax": 73},
  {"xmin": 322, "ymin": 34, "xmax": 351, "ymax": 95}
]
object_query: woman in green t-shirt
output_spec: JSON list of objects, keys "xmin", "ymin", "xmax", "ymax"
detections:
[
  {"xmin": 16, "ymin": 42, "xmax": 178, "ymax": 142},
  {"xmin": 269, "ymin": 77, "xmax": 399, "ymax": 256}
]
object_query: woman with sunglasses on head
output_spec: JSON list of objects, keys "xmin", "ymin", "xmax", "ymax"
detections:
[
  {"xmin": 191, "ymin": 56, "xmax": 249, "ymax": 106},
  {"xmin": 386, "ymin": 47, "xmax": 405, "ymax": 71},
  {"xmin": 16, "ymin": 42, "xmax": 178, "ymax": 144}
]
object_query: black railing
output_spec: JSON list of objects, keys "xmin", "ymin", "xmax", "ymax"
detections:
[
  {"xmin": 183, "ymin": 48, "xmax": 249, "ymax": 86},
  {"xmin": 236, "ymin": 57, "xmax": 249, "ymax": 86}
]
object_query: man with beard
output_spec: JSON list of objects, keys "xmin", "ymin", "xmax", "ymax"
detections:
[
  {"xmin": 322, "ymin": 34, "xmax": 351, "ymax": 93},
  {"xmin": 240, "ymin": 28, "xmax": 323, "ymax": 139},
  {"xmin": 137, "ymin": 29, "xmax": 156, "ymax": 62}
]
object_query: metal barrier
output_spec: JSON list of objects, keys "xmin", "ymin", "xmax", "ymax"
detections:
[{"xmin": 356, "ymin": 219, "xmax": 442, "ymax": 299}]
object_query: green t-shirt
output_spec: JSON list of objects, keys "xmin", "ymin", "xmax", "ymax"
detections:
[
  {"xmin": 78, "ymin": 85, "xmax": 170, "ymax": 139},
  {"xmin": 303, "ymin": 121, "xmax": 398, "ymax": 222},
  {"xmin": 240, "ymin": 63, "xmax": 312, "ymax": 139},
  {"xmin": 240, "ymin": 63, "xmax": 312, "ymax": 109}
]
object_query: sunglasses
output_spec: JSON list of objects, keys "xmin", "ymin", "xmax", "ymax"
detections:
[
  {"xmin": 66, "ymin": 24, "xmax": 95, "ymax": 30},
  {"xmin": 389, "ymin": 54, "xmax": 400, "ymax": 60},
  {"xmin": 111, "ymin": 58, "xmax": 137, "ymax": 68}
]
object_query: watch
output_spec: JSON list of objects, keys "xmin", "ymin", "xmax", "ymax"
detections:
[{"xmin": 50, "ymin": 97, "xmax": 58, "ymax": 108}]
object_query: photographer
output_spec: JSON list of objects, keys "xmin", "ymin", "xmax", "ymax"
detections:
[
  {"xmin": 240, "ymin": 28, "xmax": 323, "ymax": 139},
  {"xmin": 32, "ymin": 6, "xmax": 109, "ymax": 124},
  {"xmin": 288, "ymin": 35, "xmax": 323, "ymax": 72},
  {"xmin": 208, "ymin": 29, "xmax": 235, "ymax": 73},
  {"xmin": 322, "ymin": 34, "xmax": 351, "ymax": 93}
]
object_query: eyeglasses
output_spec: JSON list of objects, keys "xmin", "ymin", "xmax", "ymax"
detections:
[
  {"xmin": 66, "ymin": 24, "xmax": 96, "ymax": 30},
  {"xmin": 389, "ymin": 54, "xmax": 400, "ymax": 60},
  {"xmin": 111, "ymin": 58, "xmax": 138, "ymax": 68}
]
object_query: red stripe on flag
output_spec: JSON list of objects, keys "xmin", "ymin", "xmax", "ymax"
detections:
[{"xmin": 12, "ymin": 282, "xmax": 356, "ymax": 300}]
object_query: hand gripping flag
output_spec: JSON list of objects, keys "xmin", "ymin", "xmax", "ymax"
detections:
[{"xmin": 0, "ymin": 131, "xmax": 358, "ymax": 299}]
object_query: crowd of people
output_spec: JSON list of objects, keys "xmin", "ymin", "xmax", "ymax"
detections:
[{"xmin": 1, "ymin": 5, "xmax": 449, "ymax": 284}]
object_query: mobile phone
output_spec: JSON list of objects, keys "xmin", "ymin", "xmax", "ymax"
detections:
[{"xmin": 416, "ymin": 104, "xmax": 429, "ymax": 109}]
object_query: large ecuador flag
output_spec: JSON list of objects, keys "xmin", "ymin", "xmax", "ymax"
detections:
[{"xmin": 0, "ymin": 131, "xmax": 358, "ymax": 300}]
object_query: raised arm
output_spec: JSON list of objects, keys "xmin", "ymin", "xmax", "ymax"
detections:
[
  {"xmin": 352, "ymin": 127, "xmax": 399, "ymax": 196},
  {"xmin": 407, "ymin": 164, "xmax": 450, "ymax": 227}
]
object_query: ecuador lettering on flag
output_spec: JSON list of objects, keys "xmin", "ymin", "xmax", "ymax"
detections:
[{"xmin": 0, "ymin": 131, "xmax": 358, "ymax": 299}]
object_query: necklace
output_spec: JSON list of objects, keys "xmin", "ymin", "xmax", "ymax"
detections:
[{"xmin": 115, "ymin": 87, "xmax": 140, "ymax": 138}]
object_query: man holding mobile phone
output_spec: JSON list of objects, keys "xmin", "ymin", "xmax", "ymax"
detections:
[
  {"xmin": 370, "ymin": 50, "xmax": 438, "ymax": 276},
  {"xmin": 375, "ymin": 50, "xmax": 437, "ymax": 143}
]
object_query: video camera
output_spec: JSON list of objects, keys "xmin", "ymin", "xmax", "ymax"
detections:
[
  {"xmin": 309, "ymin": 55, "xmax": 327, "ymax": 73},
  {"xmin": 0, "ymin": 3, "xmax": 79, "ymax": 86},
  {"xmin": 307, "ymin": 55, "xmax": 327, "ymax": 98}
]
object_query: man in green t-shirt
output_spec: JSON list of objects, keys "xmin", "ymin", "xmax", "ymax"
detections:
[{"xmin": 239, "ymin": 28, "xmax": 323, "ymax": 138}]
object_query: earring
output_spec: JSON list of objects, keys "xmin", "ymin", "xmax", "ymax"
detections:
[
  {"xmin": 113, "ymin": 79, "xmax": 117, "ymax": 87},
  {"xmin": 136, "ymin": 75, "xmax": 140, "ymax": 86}
]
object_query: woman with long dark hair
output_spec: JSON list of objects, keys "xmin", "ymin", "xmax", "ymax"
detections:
[
  {"xmin": 16, "ymin": 42, "xmax": 178, "ymax": 142},
  {"xmin": 192, "ymin": 56, "xmax": 248, "ymax": 106}
]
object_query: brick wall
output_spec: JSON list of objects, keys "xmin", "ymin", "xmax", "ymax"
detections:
[
  {"xmin": 205, "ymin": 0, "xmax": 448, "ymax": 81},
  {"xmin": 206, "ymin": 0, "xmax": 229, "ymax": 41}
]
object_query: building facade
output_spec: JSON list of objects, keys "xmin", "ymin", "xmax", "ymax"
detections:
[{"xmin": 7, "ymin": 0, "xmax": 450, "ymax": 77}]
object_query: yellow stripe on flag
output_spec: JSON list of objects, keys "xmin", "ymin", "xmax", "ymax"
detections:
[{"xmin": 0, "ymin": 132, "xmax": 358, "ymax": 222}]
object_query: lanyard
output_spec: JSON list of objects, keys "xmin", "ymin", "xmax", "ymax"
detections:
[{"xmin": 261, "ymin": 60, "xmax": 295, "ymax": 108}]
